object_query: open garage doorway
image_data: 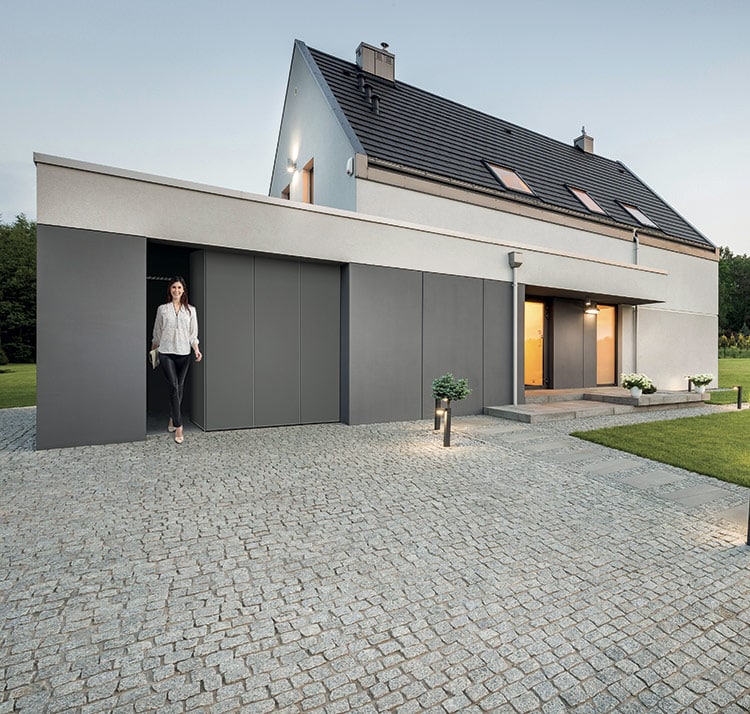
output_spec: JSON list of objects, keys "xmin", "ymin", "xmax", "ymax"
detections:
[{"xmin": 146, "ymin": 243, "xmax": 200, "ymax": 435}]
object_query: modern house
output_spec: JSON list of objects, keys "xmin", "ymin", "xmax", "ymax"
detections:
[{"xmin": 34, "ymin": 40, "xmax": 717, "ymax": 449}]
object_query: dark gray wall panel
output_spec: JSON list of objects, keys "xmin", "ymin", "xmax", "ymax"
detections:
[
  {"xmin": 189, "ymin": 251, "xmax": 206, "ymax": 429},
  {"xmin": 300, "ymin": 262, "xmax": 340, "ymax": 423},
  {"xmin": 37, "ymin": 226, "xmax": 146, "ymax": 449},
  {"xmin": 346, "ymin": 264, "xmax": 422, "ymax": 424},
  {"xmin": 552, "ymin": 299, "xmax": 584, "ymax": 389},
  {"xmin": 583, "ymin": 311, "xmax": 598, "ymax": 388},
  {"xmin": 205, "ymin": 251, "xmax": 255, "ymax": 429},
  {"xmin": 340, "ymin": 267, "xmax": 351, "ymax": 423},
  {"xmin": 422, "ymin": 274, "xmax": 484, "ymax": 417},
  {"xmin": 254, "ymin": 257, "xmax": 301, "ymax": 426},
  {"xmin": 483, "ymin": 279, "xmax": 514, "ymax": 407}
]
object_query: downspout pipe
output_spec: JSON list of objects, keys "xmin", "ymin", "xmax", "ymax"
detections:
[
  {"xmin": 632, "ymin": 230, "xmax": 639, "ymax": 372},
  {"xmin": 508, "ymin": 252, "xmax": 524, "ymax": 406}
]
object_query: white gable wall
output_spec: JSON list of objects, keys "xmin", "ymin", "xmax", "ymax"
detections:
[{"xmin": 269, "ymin": 44, "xmax": 359, "ymax": 210}]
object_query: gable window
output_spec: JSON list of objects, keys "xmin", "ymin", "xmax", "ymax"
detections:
[
  {"xmin": 301, "ymin": 159, "xmax": 314, "ymax": 204},
  {"xmin": 620, "ymin": 202, "xmax": 657, "ymax": 228},
  {"xmin": 568, "ymin": 186, "xmax": 606, "ymax": 214},
  {"xmin": 486, "ymin": 163, "xmax": 533, "ymax": 194}
]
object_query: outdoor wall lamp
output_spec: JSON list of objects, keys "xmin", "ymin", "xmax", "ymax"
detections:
[
  {"xmin": 287, "ymin": 158, "xmax": 297, "ymax": 173},
  {"xmin": 584, "ymin": 301, "xmax": 600, "ymax": 315}
]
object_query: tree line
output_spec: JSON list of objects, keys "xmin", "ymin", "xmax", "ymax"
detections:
[
  {"xmin": 0, "ymin": 215, "xmax": 36, "ymax": 363},
  {"xmin": 1, "ymin": 216, "xmax": 749, "ymax": 363},
  {"xmin": 718, "ymin": 246, "xmax": 750, "ymax": 357}
]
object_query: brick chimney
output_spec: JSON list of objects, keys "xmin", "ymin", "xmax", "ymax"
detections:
[
  {"xmin": 356, "ymin": 42, "xmax": 395, "ymax": 81},
  {"xmin": 574, "ymin": 126, "xmax": 594, "ymax": 153}
]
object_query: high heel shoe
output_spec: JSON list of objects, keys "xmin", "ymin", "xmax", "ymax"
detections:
[
  {"xmin": 174, "ymin": 427, "xmax": 184, "ymax": 444},
  {"xmin": 168, "ymin": 419, "xmax": 176, "ymax": 433}
]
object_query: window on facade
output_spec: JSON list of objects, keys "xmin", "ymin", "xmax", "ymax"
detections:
[
  {"xmin": 568, "ymin": 186, "xmax": 606, "ymax": 214},
  {"xmin": 486, "ymin": 163, "xmax": 533, "ymax": 194},
  {"xmin": 620, "ymin": 202, "xmax": 657, "ymax": 228},
  {"xmin": 301, "ymin": 159, "xmax": 314, "ymax": 204},
  {"xmin": 281, "ymin": 185, "xmax": 290, "ymax": 200},
  {"xmin": 596, "ymin": 305, "xmax": 616, "ymax": 385}
]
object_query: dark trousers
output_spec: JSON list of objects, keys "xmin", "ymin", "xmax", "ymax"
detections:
[{"xmin": 159, "ymin": 353, "xmax": 191, "ymax": 428}]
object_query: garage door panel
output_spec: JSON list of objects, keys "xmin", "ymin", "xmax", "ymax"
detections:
[
  {"xmin": 254, "ymin": 257, "xmax": 302, "ymax": 427},
  {"xmin": 300, "ymin": 262, "xmax": 340, "ymax": 423}
]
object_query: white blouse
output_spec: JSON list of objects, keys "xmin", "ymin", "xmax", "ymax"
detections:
[{"xmin": 152, "ymin": 303, "xmax": 199, "ymax": 356}]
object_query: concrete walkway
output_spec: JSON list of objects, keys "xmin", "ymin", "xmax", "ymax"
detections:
[{"xmin": 0, "ymin": 406, "xmax": 748, "ymax": 713}]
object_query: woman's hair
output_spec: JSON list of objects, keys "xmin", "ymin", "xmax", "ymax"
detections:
[{"xmin": 165, "ymin": 276, "xmax": 191, "ymax": 313}]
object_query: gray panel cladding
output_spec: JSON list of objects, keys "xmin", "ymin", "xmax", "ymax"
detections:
[
  {"xmin": 345, "ymin": 264, "xmax": 423, "ymax": 424},
  {"xmin": 191, "ymin": 252, "xmax": 340, "ymax": 430},
  {"xmin": 422, "ymin": 273, "xmax": 484, "ymax": 417},
  {"xmin": 36, "ymin": 225, "xmax": 146, "ymax": 449},
  {"xmin": 204, "ymin": 251, "xmax": 254, "ymax": 430},
  {"xmin": 300, "ymin": 262, "xmax": 340, "ymax": 423},
  {"xmin": 189, "ymin": 251, "xmax": 206, "ymax": 429},
  {"xmin": 254, "ymin": 257, "xmax": 302, "ymax": 427}
]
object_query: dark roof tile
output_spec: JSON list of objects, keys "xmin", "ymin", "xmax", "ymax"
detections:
[{"xmin": 306, "ymin": 44, "xmax": 712, "ymax": 248}]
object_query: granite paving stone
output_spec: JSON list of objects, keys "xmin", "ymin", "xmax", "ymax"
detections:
[
  {"xmin": 0, "ymin": 406, "xmax": 748, "ymax": 713},
  {"xmin": 621, "ymin": 469, "xmax": 688, "ymax": 489},
  {"xmin": 658, "ymin": 484, "xmax": 736, "ymax": 507}
]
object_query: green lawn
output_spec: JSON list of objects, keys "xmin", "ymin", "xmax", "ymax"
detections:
[
  {"xmin": 572, "ymin": 410, "xmax": 750, "ymax": 488},
  {"xmin": 0, "ymin": 363, "xmax": 36, "ymax": 408},
  {"xmin": 573, "ymin": 358, "xmax": 750, "ymax": 488},
  {"xmin": 706, "ymin": 358, "xmax": 750, "ymax": 405}
]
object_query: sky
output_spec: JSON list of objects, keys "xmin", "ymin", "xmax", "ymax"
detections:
[{"xmin": 2, "ymin": 0, "xmax": 749, "ymax": 252}]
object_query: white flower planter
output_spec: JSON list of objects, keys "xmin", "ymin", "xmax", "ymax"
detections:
[
  {"xmin": 630, "ymin": 386, "xmax": 642, "ymax": 398},
  {"xmin": 694, "ymin": 385, "xmax": 706, "ymax": 394}
]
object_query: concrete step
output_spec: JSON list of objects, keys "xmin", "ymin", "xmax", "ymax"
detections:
[
  {"xmin": 485, "ymin": 401, "xmax": 632, "ymax": 424},
  {"xmin": 488, "ymin": 390, "xmax": 709, "ymax": 423}
]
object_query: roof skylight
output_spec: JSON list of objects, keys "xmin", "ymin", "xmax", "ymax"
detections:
[
  {"xmin": 568, "ymin": 186, "xmax": 606, "ymax": 214},
  {"xmin": 620, "ymin": 202, "xmax": 658, "ymax": 228},
  {"xmin": 486, "ymin": 163, "xmax": 533, "ymax": 194}
]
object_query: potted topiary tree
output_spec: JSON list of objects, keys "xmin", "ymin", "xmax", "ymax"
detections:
[{"xmin": 432, "ymin": 373, "xmax": 471, "ymax": 446}]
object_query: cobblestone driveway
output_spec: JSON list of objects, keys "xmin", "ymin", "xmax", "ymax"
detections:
[{"xmin": 1, "ymin": 408, "xmax": 748, "ymax": 713}]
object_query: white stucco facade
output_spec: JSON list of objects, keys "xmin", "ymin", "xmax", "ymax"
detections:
[
  {"xmin": 39, "ymin": 152, "xmax": 716, "ymax": 394},
  {"xmin": 37, "ymin": 156, "xmax": 666, "ymax": 298},
  {"xmin": 352, "ymin": 178, "xmax": 718, "ymax": 390}
]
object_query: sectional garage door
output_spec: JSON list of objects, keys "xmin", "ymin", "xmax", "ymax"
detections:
[{"xmin": 190, "ymin": 250, "xmax": 340, "ymax": 430}]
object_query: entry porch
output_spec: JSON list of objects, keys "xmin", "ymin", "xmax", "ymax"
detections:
[{"xmin": 485, "ymin": 387, "xmax": 709, "ymax": 423}]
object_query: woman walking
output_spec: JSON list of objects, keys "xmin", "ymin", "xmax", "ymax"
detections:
[{"xmin": 151, "ymin": 276, "xmax": 202, "ymax": 443}]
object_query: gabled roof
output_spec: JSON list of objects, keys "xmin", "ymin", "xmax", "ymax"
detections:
[{"xmin": 300, "ymin": 41, "xmax": 712, "ymax": 249}]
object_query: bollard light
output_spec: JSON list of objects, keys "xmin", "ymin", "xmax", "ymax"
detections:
[
  {"xmin": 443, "ymin": 403, "xmax": 452, "ymax": 447},
  {"xmin": 737, "ymin": 386, "xmax": 743, "ymax": 410}
]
